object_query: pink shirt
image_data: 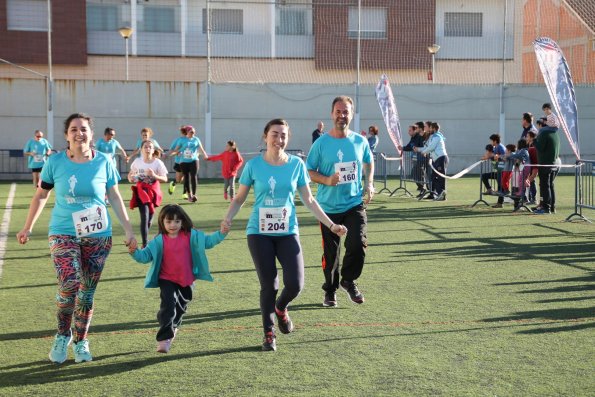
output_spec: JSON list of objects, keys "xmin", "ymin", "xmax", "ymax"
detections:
[{"xmin": 160, "ymin": 231, "xmax": 194, "ymax": 287}]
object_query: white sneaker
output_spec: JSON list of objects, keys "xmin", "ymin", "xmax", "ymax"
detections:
[
  {"xmin": 49, "ymin": 333, "xmax": 72, "ymax": 364},
  {"xmin": 73, "ymin": 339, "xmax": 93, "ymax": 363}
]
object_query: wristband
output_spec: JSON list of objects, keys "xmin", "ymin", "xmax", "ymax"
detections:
[{"xmin": 329, "ymin": 223, "xmax": 334, "ymax": 230}]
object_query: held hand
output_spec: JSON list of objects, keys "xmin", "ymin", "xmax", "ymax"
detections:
[
  {"xmin": 328, "ymin": 173, "xmax": 340, "ymax": 187},
  {"xmin": 125, "ymin": 234, "xmax": 137, "ymax": 250},
  {"xmin": 220, "ymin": 219, "xmax": 231, "ymax": 234},
  {"xmin": 16, "ymin": 229, "xmax": 31, "ymax": 245}
]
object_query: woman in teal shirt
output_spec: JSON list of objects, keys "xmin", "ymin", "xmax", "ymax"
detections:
[
  {"xmin": 16, "ymin": 113, "xmax": 137, "ymax": 365},
  {"xmin": 221, "ymin": 118, "xmax": 346, "ymax": 352}
]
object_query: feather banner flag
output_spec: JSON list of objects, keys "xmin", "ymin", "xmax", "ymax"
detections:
[
  {"xmin": 375, "ymin": 75, "xmax": 403, "ymax": 153},
  {"xmin": 533, "ymin": 37, "xmax": 580, "ymax": 159}
]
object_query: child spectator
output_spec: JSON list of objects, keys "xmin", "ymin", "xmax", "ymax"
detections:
[
  {"xmin": 207, "ymin": 140, "xmax": 244, "ymax": 201},
  {"xmin": 492, "ymin": 143, "xmax": 516, "ymax": 208},
  {"xmin": 542, "ymin": 103, "xmax": 559, "ymax": 130},
  {"xmin": 129, "ymin": 204, "xmax": 228, "ymax": 353}
]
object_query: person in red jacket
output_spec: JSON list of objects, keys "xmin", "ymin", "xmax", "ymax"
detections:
[{"xmin": 207, "ymin": 140, "xmax": 244, "ymax": 200}]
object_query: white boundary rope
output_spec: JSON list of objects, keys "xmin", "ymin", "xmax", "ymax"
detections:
[
  {"xmin": 0, "ymin": 183, "xmax": 17, "ymax": 280},
  {"xmin": 428, "ymin": 159, "xmax": 579, "ymax": 180}
]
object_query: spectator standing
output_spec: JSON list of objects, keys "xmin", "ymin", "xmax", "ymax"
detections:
[
  {"xmin": 533, "ymin": 116, "xmax": 560, "ymax": 214},
  {"xmin": 367, "ymin": 125, "xmax": 379, "ymax": 153},
  {"xmin": 415, "ymin": 122, "xmax": 448, "ymax": 201},
  {"xmin": 306, "ymin": 96, "xmax": 374, "ymax": 308},
  {"xmin": 312, "ymin": 121, "xmax": 324, "ymax": 143},
  {"xmin": 399, "ymin": 122, "xmax": 426, "ymax": 195},
  {"xmin": 481, "ymin": 133, "xmax": 507, "ymax": 195},
  {"xmin": 520, "ymin": 112, "xmax": 538, "ymax": 141},
  {"xmin": 23, "ymin": 130, "xmax": 52, "ymax": 188}
]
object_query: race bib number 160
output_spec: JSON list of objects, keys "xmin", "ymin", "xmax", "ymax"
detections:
[{"xmin": 335, "ymin": 161, "xmax": 358, "ymax": 184}]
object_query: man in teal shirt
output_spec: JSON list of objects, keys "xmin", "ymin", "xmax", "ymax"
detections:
[{"xmin": 306, "ymin": 96, "xmax": 374, "ymax": 307}]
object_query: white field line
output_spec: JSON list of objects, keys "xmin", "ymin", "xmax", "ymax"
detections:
[{"xmin": 0, "ymin": 183, "xmax": 17, "ymax": 280}]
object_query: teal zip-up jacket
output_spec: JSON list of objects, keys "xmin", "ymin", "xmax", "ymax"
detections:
[{"xmin": 131, "ymin": 229, "xmax": 226, "ymax": 288}]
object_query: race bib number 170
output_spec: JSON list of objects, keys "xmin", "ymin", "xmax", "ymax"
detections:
[{"xmin": 72, "ymin": 205, "xmax": 108, "ymax": 237}]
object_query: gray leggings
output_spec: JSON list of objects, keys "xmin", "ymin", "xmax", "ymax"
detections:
[
  {"xmin": 223, "ymin": 176, "xmax": 236, "ymax": 198},
  {"xmin": 247, "ymin": 234, "xmax": 304, "ymax": 333}
]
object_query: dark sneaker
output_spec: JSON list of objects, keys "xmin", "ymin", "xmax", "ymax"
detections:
[
  {"xmin": 275, "ymin": 307, "xmax": 294, "ymax": 334},
  {"xmin": 340, "ymin": 280, "xmax": 364, "ymax": 304},
  {"xmin": 433, "ymin": 192, "xmax": 446, "ymax": 201},
  {"xmin": 262, "ymin": 331, "xmax": 276, "ymax": 352},
  {"xmin": 422, "ymin": 195, "xmax": 435, "ymax": 200},
  {"xmin": 492, "ymin": 203, "xmax": 503, "ymax": 208},
  {"xmin": 415, "ymin": 189, "xmax": 426, "ymax": 198},
  {"xmin": 323, "ymin": 291, "xmax": 337, "ymax": 307},
  {"xmin": 533, "ymin": 208, "xmax": 551, "ymax": 215}
]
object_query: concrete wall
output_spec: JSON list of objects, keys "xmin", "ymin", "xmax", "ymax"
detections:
[{"xmin": 1, "ymin": 78, "xmax": 593, "ymax": 179}]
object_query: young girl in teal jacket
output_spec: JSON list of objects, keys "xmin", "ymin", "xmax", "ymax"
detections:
[{"xmin": 129, "ymin": 204, "xmax": 228, "ymax": 353}]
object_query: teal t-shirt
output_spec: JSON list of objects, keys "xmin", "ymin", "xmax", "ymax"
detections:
[
  {"xmin": 24, "ymin": 138, "xmax": 52, "ymax": 169},
  {"xmin": 177, "ymin": 136, "xmax": 202, "ymax": 163},
  {"xmin": 239, "ymin": 154, "xmax": 309, "ymax": 236},
  {"xmin": 306, "ymin": 130, "xmax": 372, "ymax": 214},
  {"xmin": 95, "ymin": 138, "xmax": 123, "ymax": 160},
  {"xmin": 170, "ymin": 136, "xmax": 187, "ymax": 164},
  {"xmin": 41, "ymin": 151, "xmax": 119, "ymax": 237},
  {"xmin": 135, "ymin": 138, "xmax": 163, "ymax": 152}
]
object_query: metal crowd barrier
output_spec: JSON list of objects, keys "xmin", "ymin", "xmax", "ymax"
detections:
[
  {"xmin": 374, "ymin": 152, "xmax": 431, "ymax": 198},
  {"xmin": 566, "ymin": 159, "xmax": 594, "ymax": 222}
]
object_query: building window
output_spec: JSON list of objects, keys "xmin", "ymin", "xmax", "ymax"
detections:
[
  {"xmin": 348, "ymin": 7, "xmax": 387, "ymax": 39},
  {"xmin": 142, "ymin": 6, "xmax": 176, "ymax": 33},
  {"xmin": 444, "ymin": 12, "xmax": 482, "ymax": 37},
  {"xmin": 202, "ymin": 9, "xmax": 243, "ymax": 34},
  {"xmin": 87, "ymin": 5, "xmax": 119, "ymax": 32},
  {"xmin": 7, "ymin": 0, "xmax": 48, "ymax": 32},
  {"xmin": 276, "ymin": 8, "xmax": 308, "ymax": 36}
]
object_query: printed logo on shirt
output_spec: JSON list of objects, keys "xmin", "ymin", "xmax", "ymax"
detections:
[
  {"xmin": 268, "ymin": 176, "xmax": 277, "ymax": 198},
  {"xmin": 68, "ymin": 174, "xmax": 78, "ymax": 196},
  {"xmin": 337, "ymin": 149, "xmax": 344, "ymax": 162}
]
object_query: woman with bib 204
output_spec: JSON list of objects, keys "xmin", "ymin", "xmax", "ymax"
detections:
[
  {"xmin": 221, "ymin": 118, "xmax": 347, "ymax": 352},
  {"xmin": 16, "ymin": 113, "xmax": 137, "ymax": 364}
]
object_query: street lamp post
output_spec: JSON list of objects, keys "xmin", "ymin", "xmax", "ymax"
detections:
[
  {"xmin": 427, "ymin": 44, "xmax": 440, "ymax": 84},
  {"xmin": 118, "ymin": 26, "xmax": 133, "ymax": 81}
]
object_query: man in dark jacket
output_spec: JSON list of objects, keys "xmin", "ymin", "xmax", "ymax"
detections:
[
  {"xmin": 533, "ymin": 122, "xmax": 560, "ymax": 214},
  {"xmin": 399, "ymin": 122, "xmax": 426, "ymax": 195}
]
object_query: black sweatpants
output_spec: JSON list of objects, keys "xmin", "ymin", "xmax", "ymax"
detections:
[
  {"xmin": 156, "ymin": 279, "xmax": 193, "ymax": 341},
  {"xmin": 247, "ymin": 234, "xmax": 304, "ymax": 333},
  {"xmin": 320, "ymin": 203, "xmax": 367, "ymax": 293}
]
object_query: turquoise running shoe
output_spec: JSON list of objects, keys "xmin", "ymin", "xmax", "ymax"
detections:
[
  {"xmin": 73, "ymin": 339, "xmax": 93, "ymax": 363},
  {"xmin": 49, "ymin": 333, "xmax": 72, "ymax": 364}
]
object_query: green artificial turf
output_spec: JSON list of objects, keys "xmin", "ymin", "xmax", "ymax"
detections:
[{"xmin": 0, "ymin": 177, "xmax": 593, "ymax": 396}]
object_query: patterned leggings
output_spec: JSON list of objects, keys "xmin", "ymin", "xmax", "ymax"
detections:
[{"xmin": 49, "ymin": 235, "xmax": 112, "ymax": 342}]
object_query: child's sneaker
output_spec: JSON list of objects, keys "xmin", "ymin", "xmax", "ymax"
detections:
[
  {"xmin": 224, "ymin": 192, "xmax": 228, "ymax": 200},
  {"xmin": 183, "ymin": 193, "xmax": 188, "ymax": 200},
  {"xmin": 157, "ymin": 339, "xmax": 172, "ymax": 353},
  {"xmin": 168, "ymin": 181, "xmax": 175, "ymax": 195},
  {"xmin": 262, "ymin": 331, "xmax": 276, "ymax": 352},
  {"xmin": 275, "ymin": 307, "xmax": 294, "ymax": 334},
  {"xmin": 49, "ymin": 333, "xmax": 72, "ymax": 364},
  {"xmin": 73, "ymin": 339, "xmax": 93, "ymax": 363}
]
